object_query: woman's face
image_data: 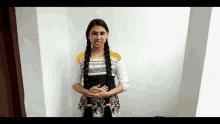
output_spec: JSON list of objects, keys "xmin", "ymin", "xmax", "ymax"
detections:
[{"xmin": 88, "ymin": 25, "xmax": 109, "ymax": 48}]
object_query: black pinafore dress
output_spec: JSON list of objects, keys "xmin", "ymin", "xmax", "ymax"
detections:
[{"xmin": 78, "ymin": 74, "xmax": 120, "ymax": 116}]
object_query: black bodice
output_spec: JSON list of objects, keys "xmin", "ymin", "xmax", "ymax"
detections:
[
  {"xmin": 83, "ymin": 75, "xmax": 116, "ymax": 91},
  {"xmin": 83, "ymin": 75, "xmax": 116, "ymax": 104}
]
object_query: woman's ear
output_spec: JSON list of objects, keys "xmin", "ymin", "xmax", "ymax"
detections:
[
  {"xmin": 87, "ymin": 33, "xmax": 90, "ymax": 40},
  {"xmin": 106, "ymin": 32, "xmax": 109, "ymax": 38}
]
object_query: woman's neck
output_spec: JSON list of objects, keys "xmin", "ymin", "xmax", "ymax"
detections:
[
  {"xmin": 91, "ymin": 47, "xmax": 104, "ymax": 54},
  {"xmin": 91, "ymin": 47, "xmax": 112, "ymax": 55}
]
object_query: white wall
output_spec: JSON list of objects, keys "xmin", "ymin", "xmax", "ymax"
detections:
[
  {"xmin": 176, "ymin": 7, "xmax": 212, "ymax": 117},
  {"xmin": 36, "ymin": 8, "xmax": 72, "ymax": 117},
  {"xmin": 67, "ymin": 7, "xmax": 190, "ymax": 117},
  {"xmin": 196, "ymin": 7, "xmax": 220, "ymax": 117},
  {"xmin": 16, "ymin": 7, "xmax": 196, "ymax": 117},
  {"xmin": 15, "ymin": 7, "xmax": 46, "ymax": 117}
]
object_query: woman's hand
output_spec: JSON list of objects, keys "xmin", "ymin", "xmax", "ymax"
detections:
[
  {"xmin": 87, "ymin": 85, "xmax": 110, "ymax": 99},
  {"xmin": 97, "ymin": 88, "xmax": 111, "ymax": 98},
  {"xmin": 89, "ymin": 87, "xmax": 111, "ymax": 99},
  {"xmin": 86, "ymin": 90, "xmax": 99, "ymax": 98},
  {"xmin": 89, "ymin": 84, "xmax": 100, "ymax": 93},
  {"xmin": 89, "ymin": 85, "xmax": 109, "ymax": 93}
]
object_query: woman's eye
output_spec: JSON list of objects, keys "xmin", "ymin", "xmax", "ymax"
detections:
[{"xmin": 92, "ymin": 32, "xmax": 105, "ymax": 35}]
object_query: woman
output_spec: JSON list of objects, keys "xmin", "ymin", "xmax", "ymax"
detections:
[{"xmin": 72, "ymin": 19, "xmax": 129, "ymax": 117}]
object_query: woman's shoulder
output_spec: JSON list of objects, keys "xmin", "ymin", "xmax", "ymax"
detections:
[
  {"xmin": 76, "ymin": 49, "xmax": 122, "ymax": 63},
  {"xmin": 76, "ymin": 52, "xmax": 85, "ymax": 63},
  {"xmin": 110, "ymin": 49, "xmax": 122, "ymax": 61}
]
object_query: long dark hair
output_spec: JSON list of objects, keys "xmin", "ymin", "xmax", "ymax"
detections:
[{"xmin": 84, "ymin": 19, "xmax": 113, "ymax": 88}]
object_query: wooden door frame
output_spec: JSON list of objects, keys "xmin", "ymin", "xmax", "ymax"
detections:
[{"xmin": 0, "ymin": 7, "xmax": 26, "ymax": 117}]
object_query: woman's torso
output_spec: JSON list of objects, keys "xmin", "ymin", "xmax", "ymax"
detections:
[
  {"xmin": 77, "ymin": 49, "xmax": 121, "ymax": 115},
  {"xmin": 84, "ymin": 49, "xmax": 115, "ymax": 89}
]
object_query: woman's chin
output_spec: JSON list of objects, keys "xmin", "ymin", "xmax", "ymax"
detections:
[{"xmin": 94, "ymin": 44, "xmax": 102, "ymax": 47}]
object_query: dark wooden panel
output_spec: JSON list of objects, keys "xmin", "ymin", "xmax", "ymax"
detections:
[{"xmin": 0, "ymin": 7, "xmax": 26, "ymax": 117}]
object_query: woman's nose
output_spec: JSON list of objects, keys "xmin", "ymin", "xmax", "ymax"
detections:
[{"xmin": 97, "ymin": 34, "xmax": 101, "ymax": 39}]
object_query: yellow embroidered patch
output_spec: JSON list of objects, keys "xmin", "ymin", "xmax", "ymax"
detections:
[{"xmin": 76, "ymin": 52, "xmax": 121, "ymax": 63}]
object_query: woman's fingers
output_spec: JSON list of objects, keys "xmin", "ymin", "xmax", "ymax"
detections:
[
  {"xmin": 94, "ymin": 87, "xmax": 102, "ymax": 92},
  {"xmin": 95, "ymin": 84, "xmax": 100, "ymax": 89},
  {"xmin": 101, "ymin": 86, "xmax": 109, "ymax": 91},
  {"xmin": 90, "ymin": 84, "xmax": 100, "ymax": 89},
  {"xmin": 90, "ymin": 85, "xmax": 109, "ymax": 93},
  {"xmin": 92, "ymin": 90, "xmax": 100, "ymax": 93},
  {"xmin": 101, "ymin": 87, "xmax": 108, "ymax": 91},
  {"xmin": 90, "ymin": 85, "xmax": 100, "ymax": 91},
  {"xmin": 90, "ymin": 86, "xmax": 95, "ymax": 91},
  {"xmin": 88, "ymin": 92, "xmax": 98, "ymax": 98}
]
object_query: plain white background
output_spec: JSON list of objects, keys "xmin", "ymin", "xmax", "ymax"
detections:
[{"xmin": 15, "ymin": 7, "xmax": 220, "ymax": 117}]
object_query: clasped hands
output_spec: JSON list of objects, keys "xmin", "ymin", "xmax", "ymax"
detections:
[{"xmin": 86, "ymin": 84, "xmax": 110, "ymax": 99}]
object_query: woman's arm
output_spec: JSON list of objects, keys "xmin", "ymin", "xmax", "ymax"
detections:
[
  {"xmin": 73, "ymin": 83, "xmax": 89, "ymax": 96},
  {"xmin": 108, "ymin": 84, "xmax": 124, "ymax": 96}
]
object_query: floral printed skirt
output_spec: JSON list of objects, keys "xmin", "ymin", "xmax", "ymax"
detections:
[{"xmin": 78, "ymin": 94, "xmax": 121, "ymax": 117}]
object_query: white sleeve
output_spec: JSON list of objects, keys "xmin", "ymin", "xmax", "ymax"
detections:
[
  {"xmin": 116, "ymin": 56, "xmax": 129, "ymax": 92},
  {"xmin": 71, "ymin": 59, "xmax": 82, "ymax": 86}
]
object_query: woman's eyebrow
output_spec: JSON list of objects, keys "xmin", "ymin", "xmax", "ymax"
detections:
[{"xmin": 91, "ymin": 31, "xmax": 105, "ymax": 33}]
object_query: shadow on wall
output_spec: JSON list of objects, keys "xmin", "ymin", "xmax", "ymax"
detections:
[{"xmin": 51, "ymin": 52, "xmax": 73, "ymax": 117}]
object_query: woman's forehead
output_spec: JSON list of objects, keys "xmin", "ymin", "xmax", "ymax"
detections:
[{"xmin": 90, "ymin": 25, "xmax": 106, "ymax": 32}]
